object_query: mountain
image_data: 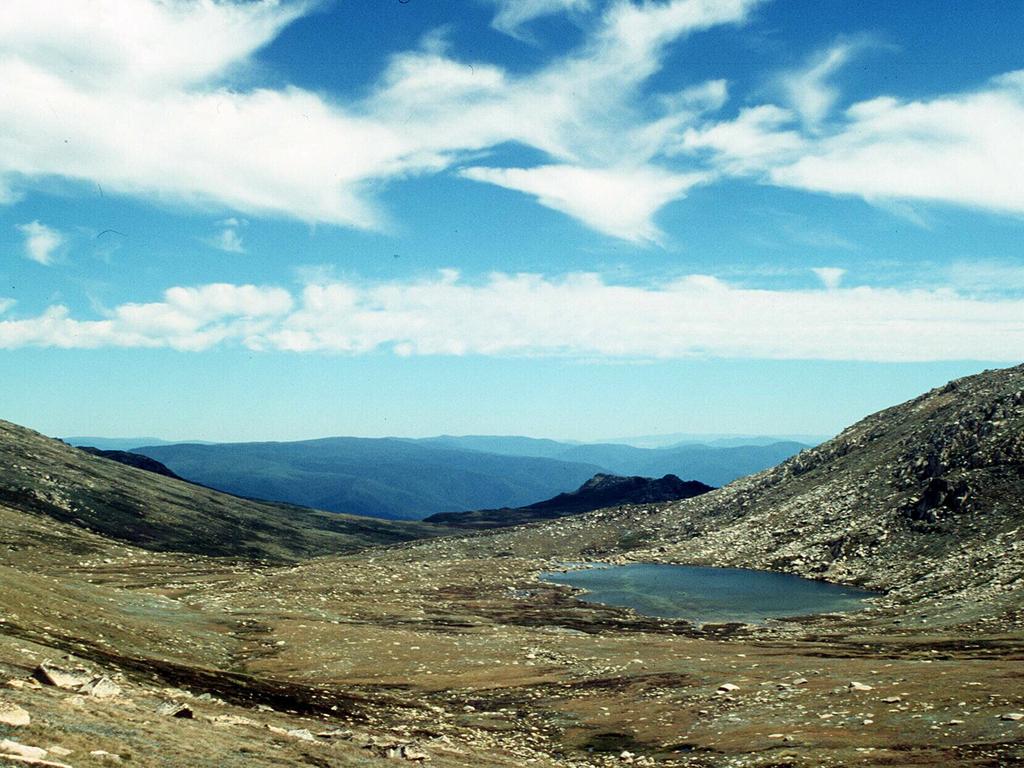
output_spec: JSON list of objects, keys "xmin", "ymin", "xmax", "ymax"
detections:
[
  {"xmin": 425, "ymin": 473, "xmax": 714, "ymax": 529},
  {"xmin": 470, "ymin": 364, "xmax": 1024, "ymax": 615},
  {"xmin": 0, "ymin": 420, "xmax": 444, "ymax": 561},
  {"xmin": 78, "ymin": 446, "xmax": 185, "ymax": 481},
  {"xmin": 601, "ymin": 432, "xmax": 830, "ymax": 448},
  {"xmin": 414, "ymin": 434, "xmax": 581, "ymax": 460},
  {"xmin": 415, "ymin": 435, "xmax": 808, "ymax": 485},
  {"xmin": 134, "ymin": 438, "xmax": 604, "ymax": 520},
  {"xmin": 550, "ymin": 440, "xmax": 807, "ymax": 486}
]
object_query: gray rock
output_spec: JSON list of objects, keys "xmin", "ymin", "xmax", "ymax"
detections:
[
  {"xmin": 79, "ymin": 676, "xmax": 121, "ymax": 699},
  {"xmin": 33, "ymin": 661, "xmax": 92, "ymax": 690},
  {"xmin": 156, "ymin": 701, "xmax": 194, "ymax": 718}
]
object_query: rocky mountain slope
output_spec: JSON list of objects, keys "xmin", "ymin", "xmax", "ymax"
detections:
[
  {"xmin": 425, "ymin": 473, "xmax": 713, "ymax": 529},
  {"xmin": 459, "ymin": 364, "xmax": 1024, "ymax": 624},
  {"xmin": 0, "ymin": 420, "xmax": 444, "ymax": 561}
]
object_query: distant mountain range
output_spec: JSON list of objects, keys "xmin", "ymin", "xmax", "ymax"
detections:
[
  {"xmin": 124, "ymin": 436, "xmax": 806, "ymax": 520},
  {"xmin": 64, "ymin": 436, "xmax": 215, "ymax": 450},
  {"xmin": 131, "ymin": 438, "xmax": 605, "ymax": 520},
  {"xmin": 425, "ymin": 473, "xmax": 714, "ymax": 529},
  {"xmin": 413, "ymin": 435, "xmax": 807, "ymax": 486}
]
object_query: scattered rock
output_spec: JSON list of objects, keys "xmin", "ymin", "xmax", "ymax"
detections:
[
  {"xmin": 385, "ymin": 743, "xmax": 430, "ymax": 761},
  {"xmin": 316, "ymin": 728, "xmax": 355, "ymax": 739},
  {"xmin": 717, "ymin": 683, "xmax": 740, "ymax": 692},
  {"xmin": 90, "ymin": 749, "xmax": 123, "ymax": 763},
  {"xmin": 33, "ymin": 662, "xmax": 92, "ymax": 690},
  {"xmin": 849, "ymin": 682, "xmax": 873, "ymax": 692},
  {"xmin": 0, "ymin": 739, "xmax": 47, "ymax": 760},
  {"xmin": 0, "ymin": 702, "xmax": 30, "ymax": 726},
  {"xmin": 266, "ymin": 725, "xmax": 316, "ymax": 741},
  {"xmin": 210, "ymin": 714, "xmax": 257, "ymax": 727},
  {"xmin": 881, "ymin": 695, "xmax": 902, "ymax": 703},
  {"xmin": 156, "ymin": 701, "xmax": 194, "ymax": 718},
  {"xmin": 80, "ymin": 676, "xmax": 121, "ymax": 699},
  {"xmin": 1001, "ymin": 712, "xmax": 1024, "ymax": 721}
]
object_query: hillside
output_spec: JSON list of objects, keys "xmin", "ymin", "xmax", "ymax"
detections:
[
  {"xmin": 134, "ymin": 438, "xmax": 604, "ymax": 520},
  {"xmin": 448, "ymin": 365, "xmax": 1024, "ymax": 621},
  {"xmin": 78, "ymin": 446, "xmax": 186, "ymax": 481},
  {"xmin": 0, "ymin": 420, "xmax": 444, "ymax": 561},
  {"xmin": 426, "ymin": 473, "xmax": 713, "ymax": 529}
]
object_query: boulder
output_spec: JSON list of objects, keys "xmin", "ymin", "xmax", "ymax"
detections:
[
  {"xmin": 0, "ymin": 702, "xmax": 30, "ymax": 726},
  {"xmin": 80, "ymin": 676, "xmax": 121, "ymax": 699},
  {"xmin": 33, "ymin": 662, "xmax": 92, "ymax": 690}
]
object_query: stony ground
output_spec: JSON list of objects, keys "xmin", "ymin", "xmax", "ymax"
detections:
[{"xmin": 1, "ymin": 518, "xmax": 1022, "ymax": 768}]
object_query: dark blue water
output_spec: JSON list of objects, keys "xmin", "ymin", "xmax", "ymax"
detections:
[{"xmin": 540, "ymin": 564, "xmax": 878, "ymax": 625}]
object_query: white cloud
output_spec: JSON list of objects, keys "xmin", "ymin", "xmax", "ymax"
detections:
[
  {"xmin": 685, "ymin": 67, "xmax": 1024, "ymax": 215},
  {"xmin": 0, "ymin": 283, "xmax": 292, "ymax": 351},
  {"xmin": 682, "ymin": 104, "xmax": 805, "ymax": 173},
  {"xmin": 488, "ymin": 0, "xmax": 591, "ymax": 38},
  {"xmin": 2, "ymin": 272, "xmax": 1022, "ymax": 362},
  {"xmin": 0, "ymin": 0, "xmax": 759, "ymax": 242},
  {"xmin": 812, "ymin": 266, "xmax": 845, "ymax": 290},
  {"xmin": 17, "ymin": 220, "xmax": 65, "ymax": 265},
  {"xmin": 208, "ymin": 219, "xmax": 247, "ymax": 253},
  {"xmin": 6, "ymin": 0, "xmax": 1018, "ymax": 241},
  {"xmin": 460, "ymin": 164, "xmax": 708, "ymax": 242},
  {"xmin": 771, "ymin": 74, "xmax": 1024, "ymax": 213},
  {"xmin": 779, "ymin": 42, "xmax": 858, "ymax": 127}
]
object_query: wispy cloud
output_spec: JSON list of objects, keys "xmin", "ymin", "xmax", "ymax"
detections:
[
  {"xmin": 2, "ymin": 1, "xmax": 1021, "ymax": 244},
  {"xmin": 947, "ymin": 260, "xmax": 1024, "ymax": 295},
  {"xmin": 460, "ymin": 165, "xmax": 708, "ymax": 243},
  {"xmin": 1, "ymin": 270, "xmax": 1022, "ymax": 362},
  {"xmin": 16, "ymin": 220, "xmax": 65, "ymax": 265},
  {"xmin": 487, "ymin": 0, "xmax": 591, "ymax": 38},
  {"xmin": 0, "ymin": 0, "xmax": 758, "ymax": 242},
  {"xmin": 812, "ymin": 266, "xmax": 845, "ymax": 290},
  {"xmin": 686, "ymin": 65, "xmax": 1024, "ymax": 215},
  {"xmin": 207, "ymin": 218, "xmax": 247, "ymax": 253},
  {"xmin": 778, "ymin": 39, "xmax": 868, "ymax": 128}
]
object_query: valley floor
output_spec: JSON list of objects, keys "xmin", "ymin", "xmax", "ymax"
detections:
[{"xmin": 1, "ymin": 520, "xmax": 1022, "ymax": 768}]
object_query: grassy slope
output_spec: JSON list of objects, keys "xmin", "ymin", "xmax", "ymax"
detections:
[{"xmin": 0, "ymin": 420, "xmax": 445, "ymax": 561}]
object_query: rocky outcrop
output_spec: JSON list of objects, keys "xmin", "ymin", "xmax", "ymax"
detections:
[
  {"xmin": 425, "ymin": 473, "xmax": 713, "ymax": 529},
  {"xmin": 78, "ymin": 447, "xmax": 185, "ymax": 481}
]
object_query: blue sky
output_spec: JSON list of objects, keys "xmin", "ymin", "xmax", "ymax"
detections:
[{"xmin": 1, "ymin": 0, "xmax": 1022, "ymax": 441}]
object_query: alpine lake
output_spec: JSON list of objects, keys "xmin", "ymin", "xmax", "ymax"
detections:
[{"xmin": 541, "ymin": 563, "xmax": 879, "ymax": 625}]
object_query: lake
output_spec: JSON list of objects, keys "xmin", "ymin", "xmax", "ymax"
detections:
[{"xmin": 540, "ymin": 563, "xmax": 878, "ymax": 625}]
